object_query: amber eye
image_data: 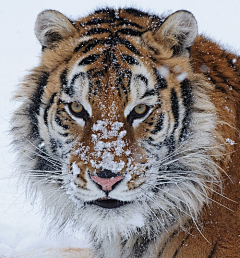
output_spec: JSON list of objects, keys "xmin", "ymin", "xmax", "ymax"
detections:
[
  {"xmin": 70, "ymin": 102, "xmax": 83, "ymax": 113},
  {"xmin": 134, "ymin": 104, "xmax": 147, "ymax": 115},
  {"xmin": 127, "ymin": 104, "xmax": 150, "ymax": 125},
  {"xmin": 68, "ymin": 102, "xmax": 89, "ymax": 122}
]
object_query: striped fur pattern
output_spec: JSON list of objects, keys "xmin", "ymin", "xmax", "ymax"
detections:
[{"xmin": 12, "ymin": 8, "xmax": 240, "ymax": 258}]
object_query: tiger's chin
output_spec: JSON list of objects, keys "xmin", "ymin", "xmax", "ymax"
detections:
[{"xmin": 78, "ymin": 201, "xmax": 149, "ymax": 240}]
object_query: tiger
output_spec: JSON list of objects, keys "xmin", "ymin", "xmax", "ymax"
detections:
[{"xmin": 11, "ymin": 7, "xmax": 240, "ymax": 258}]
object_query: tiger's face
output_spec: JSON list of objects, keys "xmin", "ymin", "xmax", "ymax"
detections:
[{"xmin": 13, "ymin": 8, "xmax": 220, "ymax": 240}]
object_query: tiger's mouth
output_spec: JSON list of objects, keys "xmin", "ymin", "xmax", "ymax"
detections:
[{"xmin": 88, "ymin": 198, "xmax": 131, "ymax": 209}]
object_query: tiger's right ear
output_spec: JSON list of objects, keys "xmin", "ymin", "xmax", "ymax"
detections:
[
  {"xmin": 153, "ymin": 10, "xmax": 198, "ymax": 56},
  {"xmin": 34, "ymin": 10, "xmax": 77, "ymax": 48}
]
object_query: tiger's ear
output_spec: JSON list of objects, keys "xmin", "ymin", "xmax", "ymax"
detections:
[
  {"xmin": 34, "ymin": 10, "xmax": 77, "ymax": 48},
  {"xmin": 154, "ymin": 10, "xmax": 198, "ymax": 56}
]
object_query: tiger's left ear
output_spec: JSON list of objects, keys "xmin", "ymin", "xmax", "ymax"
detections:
[
  {"xmin": 34, "ymin": 10, "xmax": 77, "ymax": 48},
  {"xmin": 154, "ymin": 10, "xmax": 198, "ymax": 56}
]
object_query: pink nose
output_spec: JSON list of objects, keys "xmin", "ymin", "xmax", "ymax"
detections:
[{"xmin": 91, "ymin": 175, "xmax": 123, "ymax": 191}]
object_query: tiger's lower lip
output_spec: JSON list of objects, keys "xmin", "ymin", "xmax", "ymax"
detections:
[{"xmin": 88, "ymin": 199, "xmax": 130, "ymax": 209}]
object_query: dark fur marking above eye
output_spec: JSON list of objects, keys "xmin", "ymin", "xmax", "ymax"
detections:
[
  {"xmin": 136, "ymin": 74, "xmax": 148, "ymax": 84},
  {"xmin": 121, "ymin": 54, "xmax": 139, "ymax": 65},
  {"xmin": 67, "ymin": 72, "xmax": 85, "ymax": 97},
  {"xmin": 79, "ymin": 54, "xmax": 100, "ymax": 66},
  {"xmin": 140, "ymin": 89, "xmax": 155, "ymax": 99}
]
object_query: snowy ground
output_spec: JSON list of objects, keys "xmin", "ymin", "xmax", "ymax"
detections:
[{"xmin": 0, "ymin": 0, "xmax": 240, "ymax": 257}]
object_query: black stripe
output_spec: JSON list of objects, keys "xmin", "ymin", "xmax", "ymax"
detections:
[
  {"xmin": 83, "ymin": 39, "xmax": 104, "ymax": 53},
  {"xmin": 157, "ymin": 230, "xmax": 179, "ymax": 257},
  {"xmin": 180, "ymin": 79, "xmax": 192, "ymax": 108},
  {"xmin": 50, "ymin": 138, "xmax": 62, "ymax": 154},
  {"xmin": 85, "ymin": 28, "xmax": 111, "ymax": 36},
  {"xmin": 60, "ymin": 69, "xmax": 68, "ymax": 90},
  {"xmin": 32, "ymin": 72, "xmax": 50, "ymax": 115},
  {"xmin": 110, "ymin": 53, "xmax": 120, "ymax": 69},
  {"xmin": 172, "ymin": 234, "xmax": 190, "ymax": 258},
  {"xmin": 59, "ymin": 132, "xmax": 69, "ymax": 137},
  {"xmin": 55, "ymin": 115, "xmax": 70, "ymax": 130},
  {"xmin": 91, "ymin": 70, "xmax": 105, "ymax": 78},
  {"xmin": 180, "ymin": 79, "xmax": 193, "ymax": 142},
  {"xmin": 145, "ymin": 137, "xmax": 163, "ymax": 150},
  {"xmin": 207, "ymin": 242, "xmax": 218, "ymax": 258},
  {"xmin": 121, "ymin": 54, "xmax": 139, "ymax": 65},
  {"xmin": 66, "ymin": 139, "xmax": 74, "ymax": 144},
  {"xmin": 68, "ymin": 72, "xmax": 85, "ymax": 96},
  {"xmin": 117, "ymin": 28, "xmax": 143, "ymax": 37},
  {"xmin": 116, "ymin": 37, "xmax": 141, "ymax": 55},
  {"xmin": 34, "ymin": 154, "xmax": 61, "ymax": 173},
  {"xmin": 171, "ymin": 88, "xmax": 179, "ymax": 129},
  {"xmin": 79, "ymin": 54, "xmax": 100, "ymax": 66},
  {"xmin": 165, "ymin": 134, "xmax": 175, "ymax": 153},
  {"xmin": 141, "ymin": 89, "xmax": 155, "ymax": 98},
  {"xmin": 132, "ymin": 234, "xmax": 154, "ymax": 257},
  {"xmin": 118, "ymin": 19, "xmax": 143, "ymax": 29},
  {"xmin": 151, "ymin": 113, "xmax": 164, "ymax": 134},
  {"xmin": 44, "ymin": 93, "xmax": 57, "ymax": 126},
  {"xmin": 154, "ymin": 68, "xmax": 167, "ymax": 89},
  {"xmin": 61, "ymin": 69, "xmax": 76, "ymax": 97},
  {"xmin": 94, "ymin": 8, "xmax": 115, "ymax": 17},
  {"xmin": 136, "ymin": 74, "xmax": 148, "ymax": 85},
  {"xmin": 84, "ymin": 16, "xmax": 144, "ymax": 29},
  {"xmin": 84, "ymin": 18, "xmax": 112, "ymax": 26},
  {"xmin": 28, "ymin": 71, "xmax": 49, "ymax": 139},
  {"xmin": 74, "ymin": 38, "xmax": 111, "ymax": 54},
  {"xmin": 115, "ymin": 69, "xmax": 131, "ymax": 100},
  {"xmin": 74, "ymin": 40, "xmax": 89, "ymax": 53}
]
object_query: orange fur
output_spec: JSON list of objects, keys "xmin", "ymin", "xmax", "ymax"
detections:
[{"xmin": 12, "ymin": 9, "xmax": 240, "ymax": 258}]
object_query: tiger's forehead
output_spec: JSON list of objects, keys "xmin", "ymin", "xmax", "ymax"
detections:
[
  {"xmin": 75, "ymin": 8, "xmax": 162, "ymax": 36},
  {"xmin": 60, "ymin": 45, "xmax": 161, "ymax": 117}
]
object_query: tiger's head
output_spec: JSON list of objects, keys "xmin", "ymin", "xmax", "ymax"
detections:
[{"xmin": 12, "ymin": 8, "xmax": 222, "ymax": 242}]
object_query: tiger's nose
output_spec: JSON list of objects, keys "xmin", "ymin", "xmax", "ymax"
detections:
[{"xmin": 91, "ymin": 169, "xmax": 123, "ymax": 191}]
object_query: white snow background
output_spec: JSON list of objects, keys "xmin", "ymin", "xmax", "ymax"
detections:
[{"xmin": 0, "ymin": 0, "xmax": 239, "ymax": 257}]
